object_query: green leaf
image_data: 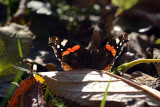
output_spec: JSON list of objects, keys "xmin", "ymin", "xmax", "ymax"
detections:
[
  {"xmin": 112, "ymin": 0, "xmax": 140, "ymax": 15},
  {"xmin": 18, "ymin": 39, "xmax": 23, "ymax": 58},
  {"xmin": 112, "ymin": 0, "xmax": 139, "ymax": 10},
  {"xmin": 155, "ymin": 38, "xmax": 160, "ymax": 44},
  {"xmin": 0, "ymin": 23, "xmax": 33, "ymax": 77},
  {"xmin": 0, "ymin": 36, "xmax": 5, "ymax": 56}
]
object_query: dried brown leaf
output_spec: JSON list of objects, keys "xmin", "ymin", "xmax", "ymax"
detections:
[
  {"xmin": 7, "ymin": 76, "xmax": 46, "ymax": 107},
  {"xmin": 13, "ymin": 0, "xmax": 28, "ymax": 24},
  {"xmin": 40, "ymin": 69, "xmax": 160, "ymax": 106},
  {"xmin": 153, "ymin": 48, "xmax": 160, "ymax": 77},
  {"xmin": 131, "ymin": 71, "xmax": 157, "ymax": 86}
]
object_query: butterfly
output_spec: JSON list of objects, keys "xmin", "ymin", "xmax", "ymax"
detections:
[{"xmin": 49, "ymin": 34, "xmax": 129, "ymax": 71}]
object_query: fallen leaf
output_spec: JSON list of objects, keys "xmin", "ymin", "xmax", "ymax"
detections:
[
  {"xmin": 0, "ymin": 83, "xmax": 12, "ymax": 97},
  {"xmin": 127, "ymin": 32, "xmax": 149, "ymax": 59},
  {"xmin": 40, "ymin": 69, "xmax": 160, "ymax": 106},
  {"xmin": 153, "ymin": 48, "xmax": 160, "ymax": 77},
  {"xmin": 24, "ymin": 59, "xmax": 57, "ymax": 72},
  {"xmin": 12, "ymin": 0, "xmax": 28, "ymax": 24},
  {"xmin": 0, "ymin": 23, "xmax": 34, "ymax": 79},
  {"xmin": 7, "ymin": 76, "xmax": 46, "ymax": 107},
  {"xmin": 131, "ymin": 71, "xmax": 158, "ymax": 87}
]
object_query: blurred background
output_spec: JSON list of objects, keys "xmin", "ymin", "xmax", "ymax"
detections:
[
  {"xmin": 0, "ymin": 0, "xmax": 160, "ymax": 78},
  {"xmin": 0, "ymin": 0, "xmax": 160, "ymax": 105}
]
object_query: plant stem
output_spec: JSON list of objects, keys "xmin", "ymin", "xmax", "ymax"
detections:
[{"xmin": 118, "ymin": 59, "xmax": 160, "ymax": 73}]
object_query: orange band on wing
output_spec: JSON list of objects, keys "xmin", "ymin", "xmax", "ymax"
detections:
[
  {"xmin": 104, "ymin": 63, "xmax": 113, "ymax": 71},
  {"xmin": 62, "ymin": 45, "xmax": 80, "ymax": 56},
  {"xmin": 106, "ymin": 44, "xmax": 113, "ymax": 51},
  {"xmin": 105, "ymin": 44, "xmax": 116, "ymax": 56},
  {"xmin": 61, "ymin": 62, "xmax": 73, "ymax": 71},
  {"xmin": 62, "ymin": 50, "xmax": 70, "ymax": 56},
  {"xmin": 67, "ymin": 48, "xmax": 74, "ymax": 52},
  {"xmin": 111, "ymin": 49, "xmax": 116, "ymax": 56},
  {"xmin": 72, "ymin": 45, "xmax": 80, "ymax": 51}
]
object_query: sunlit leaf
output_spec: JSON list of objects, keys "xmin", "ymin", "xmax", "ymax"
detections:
[
  {"xmin": 40, "ymin": 70, "xmax": 160, "ymax": 106},
  {"xmin": 155, "ymin": 38, "xmax": 160, "ymax": 44},
  {"xmin": 0, "ymin": 23, "xmax": 34, "ymax": 79},
  {"xmin": 112, "ymin": 0, "xmax": 140, "ymax": 15},
  {"xmin": 112, "ymin": 0, "xmax": 139, "ymax": 10}
]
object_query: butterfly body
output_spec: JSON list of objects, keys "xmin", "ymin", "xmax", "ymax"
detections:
[{"xmin": 49, "ymin": 34, "xmax": 129, "ymax": 71}]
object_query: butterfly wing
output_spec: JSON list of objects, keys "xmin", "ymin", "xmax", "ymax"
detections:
[
  {"xmin": 96, "ymin": 34, "xmax": 129, "ymax": 71},
  {"xmin": 49, "ymin": 34, "xmax": 129, "ymax": 71},
  {"xmin": 49, "ymin": 36, "xmax": 92, "ymax": 71}
]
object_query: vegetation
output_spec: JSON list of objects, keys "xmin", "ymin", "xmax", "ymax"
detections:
[{"xmin": 0, "ymin": 0, "xmax": 160, "ymax": 107}]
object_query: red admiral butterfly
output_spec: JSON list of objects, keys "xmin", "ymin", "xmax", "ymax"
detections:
[{"xmin": 49, "ymin": 34, "xmax": 129, "ymax": 71}]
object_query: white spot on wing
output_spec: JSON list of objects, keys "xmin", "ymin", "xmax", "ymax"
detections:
[
  {"xmin": 115, "ymin": 38, "xmax": 120, "ymax": 44},
  {"xmin": 57, "ymin": 45, "xmax": 60, "ymax": 48},
  {"xmin": 61, "ymin": 39, "xmax": 68, "ymax": 46},
  {"xmin": 119, "ymin": 42, "xmax": 122, "ymax": 46},
  {"xmin": 33, "ymin": 64, "xmax": 37, "ymax": 71},
  {"xmin": 55, "ymin": 37, "xmax": 58, "ymax": 40}
]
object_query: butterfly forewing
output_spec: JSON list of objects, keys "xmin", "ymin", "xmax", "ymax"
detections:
[
  {"xmin": 110, "ymin": 34, "xmax": 129, "ymax": 57},
  {"xmin": 49, "ymin": 37, "xmax": 77, "ymax": 60},
  {"xmin": 96, "ymin": 34, "xmax": 129, "ymax": 70}
]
